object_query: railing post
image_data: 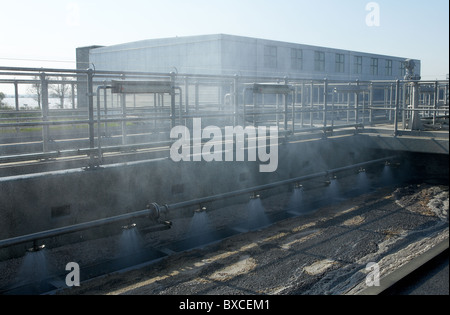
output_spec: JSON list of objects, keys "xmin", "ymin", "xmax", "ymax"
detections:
[
  {"xmin": 184, "ymin": 76, "xmax": 189, "ymax": 116},
  {"xmin": 40, "ymin": 73, "xmax": 50, "ymax": 153},
  {"xmin": 233, "ymin": 74, "xmax": 239, "ymax": 127},
  {"xmin": 433, "ymin": 81, "xmax": 438, "ymax": 125},
  {"xmin": 369, "ymin": 83, "xmax": 374, "ymax": 124},
  {"xmin": 96, "ymin": 86, "xmax": 103, "ymax": 164},
  {"xmin": 103, "ymin": 81, "xmax": 109, "ymax": 137},
  {"xmin": 284, "ymin": 76, "xmax": 289, "ymax": 131},
  {"xmin": 402, "ymin": 83, "xmax": 407, "ymax": 130},
  {"xmin": 14, "ymin": 81, "xmax": 19, "ymax": 111},
  {"xmin": 71, "ymin": 83, "xmax": 76, "ymax": 109},
  {"xmin": 323, "ymin": 78, "xmax": 328, "ymax": 128},
  {"xmin": 170, "ymin": 72, "xmax": 177, "ymax": 128},
  {"xmin": 120, "ymin": 73, "xmax": 128, "ymax": 145},
  {"xmin": 355, "ymin": 79, "xmax": 359, "ymax": 125},
  {"xmin": 301, "ymin": 82, "xmax": 305, "ymax": 128},
  {"xmin": 389, "ymin": 84, "xmax": 393, "ymax": 121},
  {"xmin": 394, "ymin": 80, "xmax": 400, "ymax": 137},
  {"xmin": 409, "ymin": 81, "xmax": 421, "ymax": 130},
  {"xmin": 87, "ymin": 68, "xmax": 96, "ymax": 165},
  {"xmin": 347, "ymin": 83, "xmax": 351, "ymax": 123},
  {"xmin": 292, "ymin": 86, "xmax": 296, "ymax": 133},
  {"xmin": 310, "ymin": 81, "xmax": 314, "ymax": 127},
  {"xmin": 195, "ymin": 80, "xmax": 199, "ymax": 113}
]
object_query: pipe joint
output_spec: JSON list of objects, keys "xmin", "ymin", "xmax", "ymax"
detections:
[{"xmin": 147, "ymin": 202, "xmax": 162, "ymax": 221}]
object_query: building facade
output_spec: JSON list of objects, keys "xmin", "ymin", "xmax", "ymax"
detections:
[{"xmin": 77, "ymin": 34, "xmax": 420, "ymax": 81}]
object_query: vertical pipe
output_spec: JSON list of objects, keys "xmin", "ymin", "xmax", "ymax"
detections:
[
  {"xmin": 354, "ymin": 80, "xmax": 359, "ymax": 125},
  {"xmin": 170, "ymin": 72, "xmax": 176, "ymax": 128},
  {"xmin": 40, "ymin": 73, "xmax": 49, "ymax": 153},
  {"xmin": 323, "ymin": 79, "xmax": 328, "ymax": 128},
  {"xmin": 389, "ymin": 84, "xmax": 393, "ymax": 121},
  {"xmin": 291, "ymin": 89, "xmax": 295, "ymax": 133},
  {"xmin": 402, "ymin": 83, "xmax": 407, "ymax": 130},
  {"xmin": 369, "ymin": 83, "xmax": 374, "ymax": 124},
  {"xmin": 410, "ymin": 81, "xmax": 421, "ymax": 130},
  {"xmin": 331, "ymin": 87, "xmax": 335, "ymax": 127},
  {"xmin": 104, "ymin": 83, "xmax": 108, "ymax": 137},
  {"xmin": 87, "ymin": 69, "xmax": 95, "ymax": 155},
  {"xmin": 346, "ymin": 85, "xmax": 350, "ymax": 123},
  {"xmin": 276, "ymin": 90, "xmax": 279, "ymax": 130},
  {"xmin": 195, "ymin": 81, "xmax": 199, "ymax": 113},
  {"xmin": 243, "ymin": 88, "xmax": 248, "ymax": 127},
  {"xmin": 185, "ymin": 76, "xmax": 189, "ymax": 116},
  {"xmin": 310, "ymin": 81, "xmax": 314, "ymax": 127},
  {"xmin": 96, "ymin": 86, "xmax": 103, "ymax": 163},
  {"xmin": 433, "ymin": 81, "xmax": 438, "ymax": 125},
  {"xmin": 394, "ymin": 80, "xmax": 399, "ymax": 137},
  {"xmin": 71, "ymin": 83, "xmax": 76, "ymax": 109},
  {"xmin": 14, "ymin": 81, "xmax": 19, "ymax": 111},
  {"xmin": 233, "ymin": 75, "xmax": 239, "ymax": 127},
  {"xmin": 284, "ymin": 77, "xmax": 289, "ymax": 130},
  {"xmin": 301, "ymin": 82, "xmax": 305, "ymax": 128},
  {"xmin": 121, "ymin": 93, "xmax": 127, "ymax": 145},
  {"xmin": 362, "ymin": 91, "xmax": 366, "ymax": 125},
  {"xmin": 253, "ymin": 87, "xmax": 257, "ymax": 127}
]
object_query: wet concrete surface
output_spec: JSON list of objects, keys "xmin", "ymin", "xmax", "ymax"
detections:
[{"xmin": 51, "ymin": 182, "xmax": 449, "ymax": 296}]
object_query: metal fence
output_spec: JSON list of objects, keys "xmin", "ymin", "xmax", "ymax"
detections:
[{"xmin": 1, "ymin": 66, "xmax": 448, "ymax": 169}]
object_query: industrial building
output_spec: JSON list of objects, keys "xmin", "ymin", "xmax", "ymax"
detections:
[
  {"xmin": 77, "ymin": 34, "xmax": 419, "ymax": 80},
  {"xmin": 75, "ymin": 34, "xmax": 421, "ymax": 110}
]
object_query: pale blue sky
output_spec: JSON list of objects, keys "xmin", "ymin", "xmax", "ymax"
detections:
[{"xmin": 0, "ymin": 0, "xmax": 448, "ymax": 80}]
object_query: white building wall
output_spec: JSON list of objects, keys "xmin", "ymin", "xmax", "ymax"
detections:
[{"xmin": 86, "ymin": 34, "xmax": 420, "ymax": 81}]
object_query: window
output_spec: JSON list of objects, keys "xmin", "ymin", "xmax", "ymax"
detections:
[
  {"xmin": 354, "ymin": 56, "xmax": 362, "ymax": 74},
  {"xmin": 314, "ymin": 51, "xmax": 325, "ymax": 72},
  {"xmin": 370, "ymin": 58, "xmax": 378, "ymax": 75},
  {"xmin": 264, "ymin": 45, "xmax": 277, "ymax": 68},
  {"xmin": 291, "ymin": 48, "xmax": 303, "ymax": 70},
  {"xmin": 385, "ymin": 59, "xmax": 392, "ymax": 76},
  {"xmin": 335, "ymin": 54, "xmax": 345, "ymax": 73}
]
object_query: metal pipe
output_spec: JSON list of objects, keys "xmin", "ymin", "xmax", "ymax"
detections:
[
  {"xmin": 0, "ymin": 155, "xmax": 396, "ymax": 250},
  {"xmin": 0, "ymin": 208, "xmax": 156, "ymax": 249},
  {"xmin": 394, "ymin": 80, "xmax": 400, "ymax": 137}
]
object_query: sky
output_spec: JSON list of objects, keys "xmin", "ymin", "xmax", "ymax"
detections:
[{"xmin": 0, "ymin": 0, "xmax": 448, "ymax": 83}]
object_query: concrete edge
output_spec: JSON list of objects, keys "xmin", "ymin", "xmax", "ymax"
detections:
[{"xmin": 356, "ymin": 238, "xmax": 449, "ymax": 295}]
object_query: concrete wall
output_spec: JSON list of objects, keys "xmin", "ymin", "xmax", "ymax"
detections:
[{"xmin": 0, "ymin": 134, "xmax": 377, "ymax": 244}]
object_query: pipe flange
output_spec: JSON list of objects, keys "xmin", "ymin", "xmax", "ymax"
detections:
[{"xmin": 147, "ymin": 202, "xmax": 161, "ymax": 221}]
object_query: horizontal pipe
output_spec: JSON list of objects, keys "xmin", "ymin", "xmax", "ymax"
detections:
[
  {"xmin": 167, "ymin": 155, "xmax": 396, "ymax": 211},
  {"xmin": 0, "ymin": 156, "xmax": 396, "ymax": 250},
  {"xmin": 0, "ymin": 208, "xmax": 156, "ymax": 250},
  {"xmin": 3, "ymin": 66, "xmax": 447, "ymax": 85}
]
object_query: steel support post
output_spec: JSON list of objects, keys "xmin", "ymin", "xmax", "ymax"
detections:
[
  {"xmin": 40, "ymin": 73, "xmax": 50, "ymax": 153},
  {"xmin": 394, "ymin": 80, "xmax": 400, "ymax": 137},
  {"xmin": 409, "ymin": 81, "xmax": 422, "ymax": 130},
  {"xmin": 170, "ymin": 72, "xmax": 176, "ymax": 128},
  {"xmin": 233, "ymin": 75, "xmax": 239, "ymax": 127}
]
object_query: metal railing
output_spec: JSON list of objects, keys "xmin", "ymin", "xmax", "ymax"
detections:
[{"xmin": 1, "ymin": 66, "xmax": 448, "ymax": 170}]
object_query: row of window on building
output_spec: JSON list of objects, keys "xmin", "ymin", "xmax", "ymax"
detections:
[{"xmin": 263, "ymin": 45, "xmax": 405, "ymax": 77}]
